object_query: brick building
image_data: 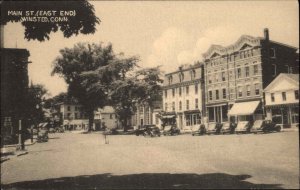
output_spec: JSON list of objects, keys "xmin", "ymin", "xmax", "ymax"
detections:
[
  {"xmin": 202, "ymin": 29, "xmax": 299, "ymax": 124},
  {"xmin": 162, "ymin": 62, "xmax": 205, "ymax": 130}
]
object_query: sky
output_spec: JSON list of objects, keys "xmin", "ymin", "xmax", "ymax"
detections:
[{"xmin": 3, "ymin": 1, "xmax": 299, "ymax": 97}]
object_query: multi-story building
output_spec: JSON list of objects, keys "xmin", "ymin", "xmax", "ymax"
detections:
[
  {"xmin": 162, "ymin": 62, "xmax": 204, "ymax": 130},
  {"xmin": 94, "ymin": 106, "xmax": 119, "ymax": 129},
  {"xmin": 131, "ymin": 99, "xmax": 163, "ymax": 129},
  {"xmin": 264, "ymin": 73, "xmax": 299, "ymax": 128},
  {"xmin": 202, "ymin": 29, "xmax": 299, "ymax": 124}
]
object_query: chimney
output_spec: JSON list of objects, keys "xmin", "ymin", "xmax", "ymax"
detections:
[{"xmin": 264, "ymin": 28, "xmax": 269, "ymax": 41}]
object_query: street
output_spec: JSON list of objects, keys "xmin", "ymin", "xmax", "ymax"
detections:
[{"xmin": 1, "ymin": 131, "xmax": 299, "ymax": 189}]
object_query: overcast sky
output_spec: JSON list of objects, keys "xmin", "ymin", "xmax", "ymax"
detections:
[{"xmin": 3, "ymin": 1, "xmax": 299, "ymax": 97}]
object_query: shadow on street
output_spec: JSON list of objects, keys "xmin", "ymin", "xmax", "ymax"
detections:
[{"xmin": 1, "ymin": 173, "xmax": 282, "ymax": 189}]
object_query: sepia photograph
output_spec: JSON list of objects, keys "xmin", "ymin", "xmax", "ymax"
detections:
[{"xmin": 1, "ymin": 0, "xmax": 299, "ymax": 189}]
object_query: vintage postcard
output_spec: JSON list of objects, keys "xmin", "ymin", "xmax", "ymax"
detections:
[{"xmin": 1, "ymin": 1, "xmax": 299, "ymax": 189}]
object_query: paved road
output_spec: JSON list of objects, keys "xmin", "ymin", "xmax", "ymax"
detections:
[{"xmin": 1, "ymin": 131, "xmax": 299, "ymax": 189}]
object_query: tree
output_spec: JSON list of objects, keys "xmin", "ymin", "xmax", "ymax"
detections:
[
  {"xmin": 52, "ymin": 42, "xmax": 139, "ymax": 131},
  {"xmin": 109, "ymin": 67, "xmax": 163, "ymax": 131},
  {"xmin": 25, "ymin": 83, "xmax": 49, "ymax": 126},
  {"xmin": 1, "ymin": 0, "xmax": 100, "ymax": 41}
]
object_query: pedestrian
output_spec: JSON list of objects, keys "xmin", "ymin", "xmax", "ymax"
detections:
[
  {"xmin": 102, "ymin": 122, "xmax": 109, "ymax": 144},
  {"xmin": 30, "ymin": 124, "xmax": 34, "ymax": 143}
]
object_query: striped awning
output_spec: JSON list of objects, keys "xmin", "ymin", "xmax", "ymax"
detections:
[{"xmin": 228, "ymin": 101, "xmax": 260, "ymax": 116}]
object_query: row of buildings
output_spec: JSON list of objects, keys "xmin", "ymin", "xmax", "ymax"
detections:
[
  {"xmin": 161, "ymin": 29, "xmax": 299, "ymax": 131},
  {"xmin": 46, "ymin": 29, "xmax": 299, "ymax": 131}
]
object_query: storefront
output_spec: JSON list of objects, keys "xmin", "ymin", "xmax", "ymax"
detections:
[
  {"xmin": 266, "ymin": 103, "xmax": 299, "ymax": 128},
  {"xmin": 228, "ymin": 101, "xmax": 263, "ymax": 124},
  {"xmin": 184, "ymin": 110, "xmax": 201, "ymax": 127}
]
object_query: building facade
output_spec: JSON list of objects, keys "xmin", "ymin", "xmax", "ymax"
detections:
[
  {"xmin": 264, "ymin": 73, "xmax": 299, "ymax": 128},
  {"xmin": 202, "ymin": 29, "xmax": 299, "ymax": 124},
  {"xmin": 94, "ymin": 106, "xmax": 119, "ymax": 129},
  {"xmin": 162, "ymin": 62, "xmax": 205, "ymax": 130}
]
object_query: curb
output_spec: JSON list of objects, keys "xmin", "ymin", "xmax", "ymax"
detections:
[
  {"xmin": 1, "ymin": 157, "xmax": 10, "ymax": 163},
  {"xmin": 16, "ymin": 151, "xmax": 28, "ymax": 157}
]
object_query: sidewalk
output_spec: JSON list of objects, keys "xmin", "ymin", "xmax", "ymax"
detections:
[{"xmin": 1, "ymin": 139, "xmax": 36, "ymax": 163}]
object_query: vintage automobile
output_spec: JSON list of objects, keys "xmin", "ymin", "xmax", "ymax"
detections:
[
  {"xmin": 220, "ymin": 122, "xmax": 237, "ymax": 134},
  {"xmin": 251, "ymin": 120, "xmax": 281, "ymax": 133},
  {"xmin": 191, "ymin": 124, "xmax": 206, "ymax": 136},
  {"xmin": 135, "ymin": 125, "xmax": 160, "ymax": 137},
  {"xmin": 163, "ymin": 125, "xmax": 180, "ymax": 136},
  {"xmin": 37, "ymin": 127, "xmax": 49, "ymax": 143},
  {"xmin": 206, "ymin": 123, "xmax": 223, "ymax": 135},
  {"xmin": 235, "ymin": 121, "xmax": 252, "ymax": 134}
]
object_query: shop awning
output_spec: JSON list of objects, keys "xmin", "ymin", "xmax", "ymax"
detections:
[
  {"xmin": 161, "ymin": 115, "xmax": 176, "ymax": 119},
  {"xmin": 228, "ymin": 101, "xmax": 260, "ymax": 116},
  {"xmin": 184, "ymin": 110, "xmax": 201, "ymax": 114}
]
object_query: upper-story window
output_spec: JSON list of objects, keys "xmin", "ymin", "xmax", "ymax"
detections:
[
  {"xmin": 179, "ymin": 87, "xmax": 182, "ymax": 96},
  {"xmin": 165, "ymin": 103, "xmax": 168, "ymax": 111},
  {"xmin": 282, "ymin": 92, "xmax": 286, "ymax": 101},
  {"xmin": 195, "ymin": 84, "xmax": 198, "ymax": 94},
  {"xmin": 186, "ymin": 100, "xmax": 189, "ymax": 110},
  {"xmin": 295, "ymin": 90, "xmax": 299, "ymax": 100},
  {"xmin": 208, "ymin": 75, "xmax": 212, "ymax": 84},
  {"xmin": 209, "ymin": 91, "xmax": 212, "ymax": 101},
  {"xmin": 216, "ymin": 90, "xmax": 219, "ymax": 100},
  {"xmin": 172, "ymin": 88, "xmax": 175, "ymax": 97},
  {"xmin": 270, "ymin": 48, "xmax": 276, "ymax": 58},
  {"xmin": 186, "ymin": 86, "xmax": 189, "ymax": 95},
  {"xmin": 222, "ymin": 89, "xmax": 226, "ymax": 99},
  {"xmin": 172, "ymin": 102, "xmax": 175, "ymax": 111},
  {"xmin": 179, "ymin": 73, "xmax": 184, "ymax": 82},
  {"xmin": 164, "ymin": 90, "xmax": 167, "ymax": 98},
  {"xmin": 195, "ymin": 98, "xmax": 199, "ymax": 109},
  {"xmin": 179, "ymin": 101, "xmax": 182, "ymax": 110},
  {"xmin": 255, "ymin": 84, "xmax": 260, "ymax": 95},
  {"xmin": 238, "ymin": 86, "xmax": 243, "ymax": 97},
  {"xmin": 67, "ymin": 106, "xmax": 71, "ymax": 111},
  {"xmin": 237, "ymin": 68, "xmax": 242, "ymax": 78},
  {"xmin": 245, "ymin": 67, "xmax": 250, "ymax": 77},
  {"xmin": 222, "ymin": 71, "xmax": 226, "ymax": 81},
  {"xmin": 110, "ymin": 114, "xmax": 113, "ymax": 119},
  {"xmin": 271, "ymin": 93, "xmax": 275, "ymax": 102},
  {"xmin": 246, "ymin": 85, "xmax": 251, "ymax": 96},
  {"xmin": 254, "ymin": 65, "xmax": 259, "ymax": 75}
]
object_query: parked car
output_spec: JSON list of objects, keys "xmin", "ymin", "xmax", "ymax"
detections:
[
  {"xmin": 251, "ymin": 120, "xmax": 281, "ymax": 133},
  {"xmin": 163, "ymin": 125, "xmax": 180, "ymax": 136},
  {"xmin": 55, "ymin": 126, "xmax": 65, "ymax": 133},
  {"xmin": 221, "ymin": 122, "xmax": 237, "ymax": 134},
  {"xmin": 49, "ymin": 128, "xmax": 56, "ymax": 133},
  {"xmin": 143, "ymin": 125, "xmax": 161, "ymax": 137},
  {"xmin": 235, "ymin": 121, "xmax": 251, "ymax": 134},
  {"xmin": 37, "ymin": 127, "xmax": 49, "ymax": 143},
  {"xmin": 207, "ymin": 123, "xmax": 222, "ymax": 135},
  {"xmin": 191, "ymin": 124, "xmax": 206, "ymax": 136}
]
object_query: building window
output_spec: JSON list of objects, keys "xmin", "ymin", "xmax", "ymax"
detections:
[
  {"xmin": 172, "ymin": 102, "xmax": 175, "ymax": 111},
  {"xmin": 295, "ymin": 90, "xmax": 299, "ymax": 100},
  {"xmin": 195, "ymin": 84, "xmax": 198, "ymax": 94},
  {"xmin": 222, "ymin": 72, "xmax": 226, "ymax": 81},
  {"xmin": 246, "ymin": 85, "xmax": 251, "ymax": 96},
  {"xmin": 179, "ymin": 101, "xmax": 182, "ymax": 110},
  {"xmin": 215, "ymin": 73, "xmax": 218, "ymax": 82},
  {"xmin": 186, "ymin": 86, "xmax": 189, "ymax": 95},
  {"xmin": 255, "ymin": 84, "xmax": 260, "ymax": 95},
  {"xmin": 270, "ymin": 48, "xmax": 276, "ymax": 58},
  {"xmin": 191, "ymin": 69, "xmax": 196, "ymax": 79},
  {"xmin": 222, "ymin": 89, "xmax": 226, "ymax": 99},
  {"xmin": 110, "ymin": 114, "xmax": 113, "ymax": 119},
  {"xmin": 254, "ymin": 65, "xmax": 258, "ymax": 75},
  {"xmin": 216, "ymin": 90, "xmax": 219, "ymax": 100},
  {"xmin": 75, "ymin": 106, "xmax": 78, "ymax": 111},
  {"xmin": 209, "ymin": 91, "xmax": 213, "ymax": 101},
  {"xmin": 75, "ymin": 113, "xmax": 78, "ymax": 119},
  {"xmin": 238, "ymin": 86, "xmax": 243, "ymax": 97},
  {"xmin": 271, "ymin": 93, "xmax": 275, "ymax": 102},
  {"xmin": 165, "ymin": 103, "xmax": 168, "ymax": 111},
  {"xmin": 186, "ymin": 100, "xmax": 189, "ymax": 110},
  {"xmin": 237, "ymin": 68, "xmax": 242, "ymax": 78},
  {"xmin": 272, "ymin": 64, "xmax": 277, "ymax": 76},
  {"xmin": 67, "ymin": 113, "xmax": 71, "ymax": 119},
  {"xmin": 186, "ymin": 115, "xmax": 191, "ymax": 126},
  {"xmin": 208, "ymin": 75, "xmax": 212, "ymax": 84},
  {"xmin": 165, "ymin": 90, "xmax": 167, "ymax": 98},
  {"xmin": 282, "ymin": 92, "xmax": 286, "ymax": 101},
  {"xmin": 67, "ymin": 106, "xmax": 71, "ymax": 111},
  {"xmin": 195, "ymin": 98, "xmax": 198, "ymax": 109},
  {"xmin": 245, "ymin": 67, "xmax": 249, "ymax": 77},
  {"xmin": 179, "ymin": 87, "xmax": 182, "ymax": 96},
  {"xmin": 172, "ymin": 88, "xmax": 175, "ymax": 97}
]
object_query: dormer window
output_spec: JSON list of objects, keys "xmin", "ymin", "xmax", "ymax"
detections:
[
  {"xmin": 168, "ymin": 75, "xmax": 173, "ymax": 85},
  {"xmin": 191, "ymin": 69, "xmax": 196, "ymax": 80},
  {"xmin": 179, "ymin": 73, "xmax": 184, "ymax": 82},
  {"xmin": 270, "ymin": 48, "xmax": 276, "ymax": 58}
]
